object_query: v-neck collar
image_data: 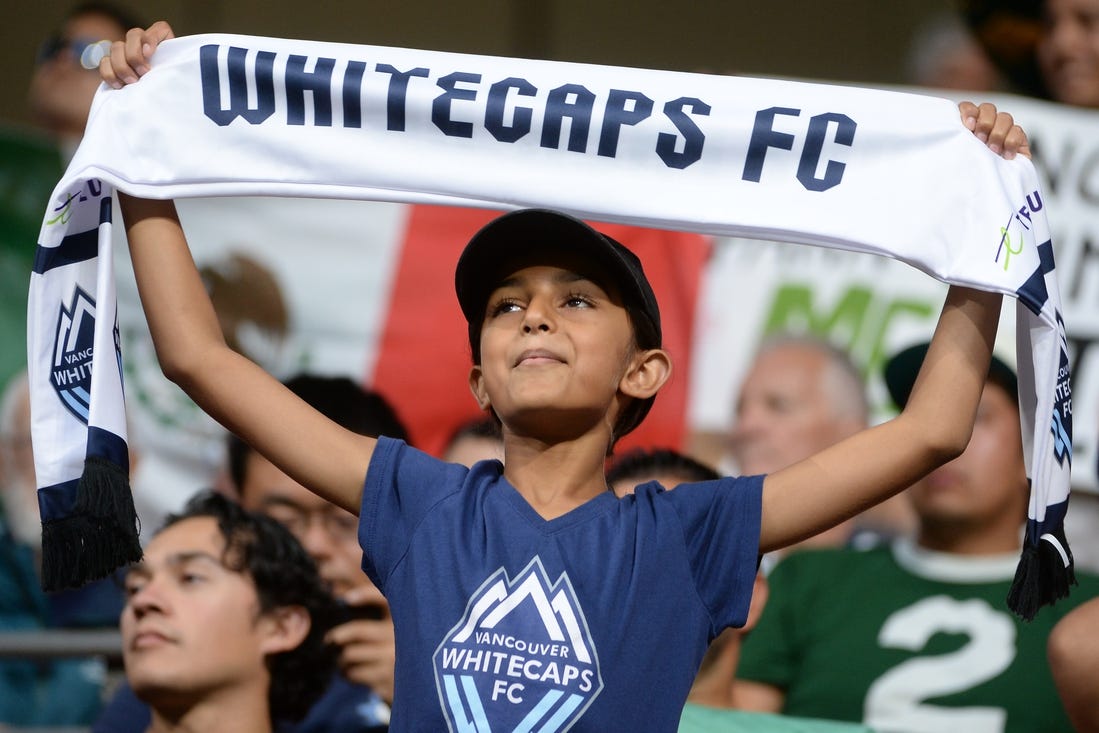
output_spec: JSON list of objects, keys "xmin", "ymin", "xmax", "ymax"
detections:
[{"xmin": 497, "ymin": 475, "xmax": 618, "ymax": 533}]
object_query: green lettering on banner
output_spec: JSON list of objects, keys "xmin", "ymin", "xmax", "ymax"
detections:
[
  {"xmin": 862, "ymin": 297, "xmax": 936, "ymax": 376},
  {"xmin": 764, "ymin": 284, "xmax": 872, "ymax": 345},
  {"xmin": 763, "ymin": 283, "xmax": 935, "ymax": 378}
]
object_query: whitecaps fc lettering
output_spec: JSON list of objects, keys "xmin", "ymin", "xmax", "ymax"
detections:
[
  {"xmin": 433, "ymin": 557, "xmax": 602, "ymax": 731},
  {"xmin": 51, "ymin": 286, "xmax": 96, "ymax": 423}
]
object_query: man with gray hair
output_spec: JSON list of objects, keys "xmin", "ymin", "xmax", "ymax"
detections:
[
  {"xmin": 735, "ymin": 341, "xmax": 1099, "ymax": 731},
  {"xmin": 728, "ymin": 335, "xmax": 913, "ymax": 549}
]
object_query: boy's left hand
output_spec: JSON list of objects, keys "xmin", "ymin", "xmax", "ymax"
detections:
[
  {"xmin": 99, "ymin": 20, "xmax": 175, "ymax": 89},
  {"xmin": 959, "ymin": 101, "xmax": 1030, "ymax": 160}
]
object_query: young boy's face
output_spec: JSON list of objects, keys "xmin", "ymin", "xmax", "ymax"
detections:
[{"xmin": 469, "ymin": 259, "xmax": 641, "ymax": 437}]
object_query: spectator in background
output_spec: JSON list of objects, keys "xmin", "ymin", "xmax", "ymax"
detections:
[
  {"xmin": 0, "ymin": 371, "xmax": 116, "ymax": 727},
  {"xmin": 607, "ymin": 449, "xmax": 871, "ymax": 733},
  {"xmin": 27, "ymin": 2, "xmax": 138, "ymax": 159},
  {"xmin": 734, "ymin": 343, "xmax": 1099, "ymax": 732},
  {"xmin": 229, "ymin": 375, "xmax": 399, "ymax": 721},
  {"xmin": 1037, "ymin": 0, "xmax": 1099, "ymax": 107},
  {"xmin": 964, "ymin": 0, "xmax": 1051, "ymax": 97},
  {"xmin": 970, "ymin": 0, "xmax": 1099, "ymax": 580},
  {"xmin": 23, "ymin": 0, "xmax": 179, "ymax": 594},
  {"xmin": 1046, "ymin": 405, "xmax": 1099, "ymax": 733},
  {"xmin": 728, "ymin": 336, "xmax": 914, "ymax": 553},
  {"xmin": 607, "ymin": 448, "xmax": 720, "ymax": 500},
  {"xmin": 0, "ymin": 371, "xmax": 124, "ymax": 626},
  {"xmin": 906, "ymin": 12, "xmax": 1006, "ymax": 91},
  {"xmin": 441, "ymin": 416, "xmax": 504, "ymax": 467},
  {"xmin": 96, "ymin": 375, "xmax": 399, "ymax": 732},
  {"xmin": 121, "ymin": 491, "xmax": 337, "ymax": 733},
  {"xmin": 1048, "ymin": 596, "xmax": 1099, "ymax": 732},
  {"xmin": 0, "ymin": 4, "xmax": 136, "ymax": 405},
  {"xmin": 965, "ymin": 0, "xmax": 1099, "ymax": 107},
  {"xmin": 0, "ymin": 372, "xmax": 39, "ymax": 552}
]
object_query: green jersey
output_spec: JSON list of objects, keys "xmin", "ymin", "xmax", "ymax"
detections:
[{"xmin": 738, "ymin": 540, "xmax": 1098, "ymax": 733}]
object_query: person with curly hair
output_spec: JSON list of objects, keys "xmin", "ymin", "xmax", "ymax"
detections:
[{"xmin": 120, "ymin": 491, "xmax": 339, "ymax": 733}]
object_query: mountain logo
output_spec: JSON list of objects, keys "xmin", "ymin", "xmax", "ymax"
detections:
[
  {"xmin": 50, "ymin": 287, "xmax": 97, "ymax": 423},
  {"xmin": 433, "ymin": 556, "xmax": 603, "ymax": 731}
]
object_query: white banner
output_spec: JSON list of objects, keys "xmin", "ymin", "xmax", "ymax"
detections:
[
  {"xmin": 28, "ymin": 33, "xmax": 1079, "ymax": 612},
  {"xmin": 690, "ymin": 91, "xmax": 1099, "ymax": 495}
]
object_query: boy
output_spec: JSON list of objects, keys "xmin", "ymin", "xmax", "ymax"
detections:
[{"xmin": 103, "ymin": 22, "xmax": 1026, "ymax": 731}]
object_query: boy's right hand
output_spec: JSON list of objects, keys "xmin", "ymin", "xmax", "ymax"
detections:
[{"xmin": 99, "ymin": 21, "xmax": 175, "ymax": 89}]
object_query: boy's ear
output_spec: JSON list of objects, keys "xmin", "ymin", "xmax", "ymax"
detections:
[
  {"xmin": 468, "ymin": 365, "xmax": 492, "ymax": 411},
  {"xmin": 620, "ymin": 348, "xmax": 672, "ymax": 400},
  {"xmin": 258, "ymin": 605, "xmax": 311, "ymax": 656}
]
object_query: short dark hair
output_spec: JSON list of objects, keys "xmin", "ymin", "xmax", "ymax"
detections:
[
  {"xmin": 606, "ymin": 447, "xmax": 720, "ymax": 488},
  {"xmin": 160, "ymin": 491, "xmax": 339, "ymax": 722},
  {"xmin": 227, "ymin": 375, "xmax": 409, "ymax": 491},
  {"xmin": 445, "ymin": 416, "xmax": 502, "ymax": 446}
]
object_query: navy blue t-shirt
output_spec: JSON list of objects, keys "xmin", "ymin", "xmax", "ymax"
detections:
[{"xmin": 361, "ymin": 437, "xmax": 762, "ymax": 732}]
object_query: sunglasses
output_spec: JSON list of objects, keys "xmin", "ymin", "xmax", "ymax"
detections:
[{"xmin": 36, "ymin": 36, "xmax": 112, "ymax": 69}]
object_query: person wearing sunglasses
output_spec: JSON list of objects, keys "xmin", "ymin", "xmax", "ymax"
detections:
[{"xmin": 27, "ymin": 3, "xmax": 140, "ymax": 158}]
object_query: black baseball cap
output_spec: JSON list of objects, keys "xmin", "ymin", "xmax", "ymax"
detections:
[
  {"xmin": 454, "ymin": 208, "xmax": 662, "ymax": 437},
  {"xmin": 884, "ymin": 341, "xmax": 1019, "ymax": 410}
]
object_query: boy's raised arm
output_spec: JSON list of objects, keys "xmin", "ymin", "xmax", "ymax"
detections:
[
  {"xmin": 106, "ymin": 23, "xmax": 376, "ymax": 515},
  {"xmin": 758, "ymin": 103, "xmax": 1022, "ymax": 553},
  {"xmin": 118, "ymin": 181, "xmax": 374, "ymax": 517},
  {"xmin": 759, "ymin": 285, "xmax": 1000, "ymax": 552}
]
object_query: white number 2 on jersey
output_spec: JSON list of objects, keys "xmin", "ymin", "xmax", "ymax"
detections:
[{"xmin": 863, "ymin": 595, "xmax": 1015, "ymax": 733}]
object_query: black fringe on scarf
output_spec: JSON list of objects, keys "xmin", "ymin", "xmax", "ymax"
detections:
[
  {"xmin": 41, "ymin": 456, "xmax": 142, "ymax": 592},
  {"xmin": 1006, "ymin": 526, "xmax": 1076, "ymax": 622}
]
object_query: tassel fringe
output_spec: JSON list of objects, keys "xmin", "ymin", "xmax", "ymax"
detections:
[
  {"xmin": 1006, "ymin": 531, "xmax": 1076, "ymax": 622},
  {"xmin": 41, "ymin": 456, "xmax": 142, "ymax": 592}
]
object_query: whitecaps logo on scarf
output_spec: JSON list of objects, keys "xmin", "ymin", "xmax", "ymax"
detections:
[
  {"xmin": 51, "ymin": 286, "xmax": 97, "ymax": 423},
  {"xmin": 1052, "ymin": 345, "xmax": 1072, "ymax": 467},
  {"xmin": 433, "ymin": 557, "xmax": 603, "ymax": 731}
]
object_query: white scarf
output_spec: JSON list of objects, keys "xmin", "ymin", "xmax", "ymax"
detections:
[{"xmin": 29, "ymin": 34, "xmax": 1072, "ymax": 617}]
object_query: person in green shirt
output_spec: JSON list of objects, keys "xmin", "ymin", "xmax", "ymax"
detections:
[{"xmin": 736, "ymin": 343, "xmax": 1098, "ymax": 733}]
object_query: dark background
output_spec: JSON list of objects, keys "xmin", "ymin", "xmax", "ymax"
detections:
[{"xmin": 2, "ymin": 0, "xmax": 964, "ymax": 132}]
